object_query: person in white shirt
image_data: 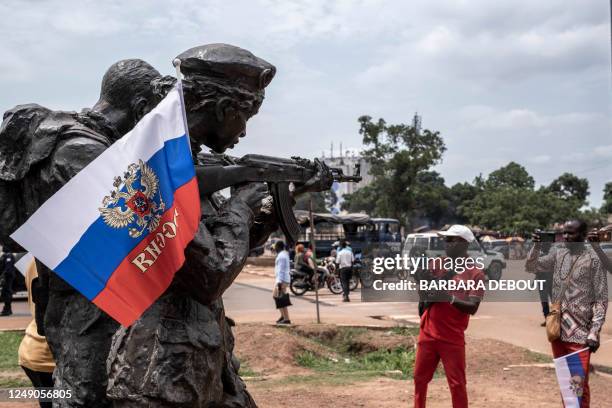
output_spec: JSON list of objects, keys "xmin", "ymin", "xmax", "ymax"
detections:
[
  {"xmin": 335, "ymin": 240, "xmax": 354, "ymax": 302},
  {"xmin": 273, "ymin": 241, "xmax": 291, "ymax": 324}
]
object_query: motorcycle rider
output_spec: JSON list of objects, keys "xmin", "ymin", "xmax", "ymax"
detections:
[{"xmin": 295, "ymin": 244, "xmax": 317, "ymax": 287}]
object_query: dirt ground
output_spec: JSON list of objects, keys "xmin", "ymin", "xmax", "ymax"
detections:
[
  {"xmin": 235, "ymin": 323, "xmax": 612, "ymax": 408},
  {"xmin": 3, "ymin": 323, "xmax": 612, "ymax": 407}
]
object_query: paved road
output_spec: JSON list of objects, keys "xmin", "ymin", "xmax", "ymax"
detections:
[
  {"xmin": 2, "ymin": 259, "xmax": 610, "ymax": 367},
  {"xmin": 225, "ymin": 260, "xmax": 612, "ymax": 367}
]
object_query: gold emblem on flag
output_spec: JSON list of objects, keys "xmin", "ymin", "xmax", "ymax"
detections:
[
  {"xmin": 99, "ymin": 160, "xmax": 165, "ymax": 238},
  {"xmin": 570, "ymin": 375, "xmax": 584, "ymax": 397}
]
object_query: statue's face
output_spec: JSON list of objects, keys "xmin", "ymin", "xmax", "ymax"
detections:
[
  {"xmin": 214, "ymin": 108, "xmax": 249, "ymax": 151},
  {"xmin": 184, "ymin": 87, "xmax": 252, "ymax": 153}
]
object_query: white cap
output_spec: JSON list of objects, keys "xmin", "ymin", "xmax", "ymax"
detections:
[{"xmin": 437, "ymin": 225, "xmax": 475, "ymax": 243}]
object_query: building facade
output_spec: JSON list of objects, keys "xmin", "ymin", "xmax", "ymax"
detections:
[{"xmin": 321, "ymin": 148, "xmax": 373, "ymax": 213}]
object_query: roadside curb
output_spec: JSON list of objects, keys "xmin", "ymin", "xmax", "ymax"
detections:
[{"xmin": 243, "ymin": 270, "xmax": 274, "ymax": 278}]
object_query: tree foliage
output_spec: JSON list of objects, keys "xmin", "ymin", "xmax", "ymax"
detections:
[
  {"xmin": 548, "ymin": 172, "xmax": 589, "ymax": 206},
  {"xmin": 457, "ymin": 165, "xmax": 589, "ymax": 233},
  {"xmin": 486, "ymin": 162, "xmax": 534, "ymax": 189},
  {"xmin": 341, "ymin": 115, "xmax": 605, "ymax": 233},
  {"xmin": 342, "ymin": 116, "xmax": 446, "ymax": 225},
  {"xmin": 602, "ymin": 182, "xmax": 612, "ymax": 214},
  {"xmin": 448, "ymin": 182, "xmax": 481, "ymax": 224}
]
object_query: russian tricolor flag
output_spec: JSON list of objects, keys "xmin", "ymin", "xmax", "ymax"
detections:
[
  {"xmin": 11, "ymin": 86, "xmax": 200, "ymax": 327},
  {"xmin": 553, "ymin": 347, "xmax": 590, "ymax": 408}
]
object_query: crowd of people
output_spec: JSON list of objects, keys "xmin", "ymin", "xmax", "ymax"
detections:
[
  {"xmin": 3, "ymin": 218, "xmax": 612, "ymax": 408},
  {"xmin": 270, "ymin": 219, "xmax": 612, "ymax": 408},
  {"xmin": 410, "ymin": 220, "xmax": 612, "ymax": 407},
  {"xmin": 272, "ymin": 239, "xmax": 358, "ymax": 322}
]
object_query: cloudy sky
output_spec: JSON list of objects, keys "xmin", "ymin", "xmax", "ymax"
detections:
[{"xmin": 1, "ymin": 0, "xmax": 610, "ymax": 206}]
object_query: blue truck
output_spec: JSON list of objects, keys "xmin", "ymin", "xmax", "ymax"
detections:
[{"xmin": 293, "ymin": 211, "xmax": 401, "ymax": 259}]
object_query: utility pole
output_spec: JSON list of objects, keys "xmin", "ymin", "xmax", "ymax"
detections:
[{"xmin": 308, "ymin": 194, "xmax": 321, "ymax": 324}]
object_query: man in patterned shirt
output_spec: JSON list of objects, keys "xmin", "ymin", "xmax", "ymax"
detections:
[{"xmin": 526, "ymin": 219, "xmax": 608, "ymax": 407}]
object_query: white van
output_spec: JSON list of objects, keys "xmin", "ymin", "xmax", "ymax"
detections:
[{"xmin": 402, "ymin": 232, "xmax": 506, "ymax": 280}]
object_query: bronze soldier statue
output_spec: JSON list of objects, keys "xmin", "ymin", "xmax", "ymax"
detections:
[
  {"xmin": 1, "ymin": 44, "xmax": 325, "ymax": 407},
  {"xmin": 106, "ymin": 44, "xmax": 283, "ymax": 407},
  {"xmin": 0, "ymin": 59, "xmax": 167, "ymax": 407}
]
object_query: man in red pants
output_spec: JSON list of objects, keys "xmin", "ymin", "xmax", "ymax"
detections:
[
  {"xmin": 526, "ymin": 220, "xmax": 608, "ymax": 407},
  {"xmin": 413, "ymin": 225, "xmax": 485, "ymax": 408}
]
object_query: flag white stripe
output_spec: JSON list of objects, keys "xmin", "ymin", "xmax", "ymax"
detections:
[
  {"xmin": 11, "ymin": 88, "xmax": 186, "ymax": 270},
  {"xmin": 554, "ymin": 357, "xmax": 580, "ymax": 408},
  {"xmin": 15, "ymin": 252, "xmax": 34, "ymax": 277}
]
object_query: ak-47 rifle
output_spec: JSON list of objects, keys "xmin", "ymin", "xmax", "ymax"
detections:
[{"xmin": 195, "ymin": 153, "xmax": 361, "ymax": 245}]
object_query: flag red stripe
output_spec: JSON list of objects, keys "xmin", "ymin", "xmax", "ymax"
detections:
[{"xmin": 92, "ymin": 177, "xmax": 200, "ymax": 326}]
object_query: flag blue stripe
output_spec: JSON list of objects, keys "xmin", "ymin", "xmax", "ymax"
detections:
[
  {"xmin": 566, "ymin": 351, "xmax": 586, "ymax": 406},
  {"xmin": 53, "ymin": 135, "xmax": 195, "ymax": 300}
]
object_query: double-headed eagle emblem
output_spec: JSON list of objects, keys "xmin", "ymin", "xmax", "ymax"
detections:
[
  {"xmin": 570, "ymin": 375, "xmax": 584, "ymax": 397},
  {"xmin": 99, "ymin": 160, "xmax": 165, "ymax": 238}
]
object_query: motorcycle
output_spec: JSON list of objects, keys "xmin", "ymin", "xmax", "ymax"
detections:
[
  {"xmin": 350, "ymin": 254, "xmax": 366, "ymax": 289},
  {"xmin": 290, "ymin": 257, "xmax": 344, "ymax": 296}
]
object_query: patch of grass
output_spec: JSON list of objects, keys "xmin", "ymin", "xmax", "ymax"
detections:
[
  {"xmin": 295, "ymin": 327, "xmax": 370, "ymax": 354},
  {"xmin": 328, "ymin": 327, "xmax": 368, "ymax": 354},
  {"xmin": 271, "ymin": 371, "xmax": 383, "ymax": 387},
  {"xmin": 389, "ymin": 326, "xmax": 420, "ymax": 337},
  {"xmin": 238, "ymin": 360, "xmax": 258, "ymax": 377},
  {"xmin": 295, "ymin": 347, "xmax": 415, "ymax": 379},
  {"xmin": 525, "ymin": 349, "xmax": 551, "ymax": 364},
  {"xmin": 0, "ymin": 331, "xmax": 24, "ymax": 371},
  {"xmin": 593, "ymin": 364, "xmax": 612, "ymax": 375},
  {"xmin": 0, "ymin": 375, "xmax": 31, "ymax": 388}
]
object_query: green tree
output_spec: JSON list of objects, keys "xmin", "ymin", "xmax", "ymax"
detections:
[
  {"xmin": 341, "ymin": 184, "xmax": 379, "ymax": 215},
  {"xmin": 602, "ymin": 182, "xmax": 612, "ymax": 214},
  {"xmin": 342, "ymin": 115, "xmax": 446, "ymax": 226},
  {"xmin": 460, "ymin": 164, "xmax": 582, "ymax": 234},
  {"xmin": 581, "ymin": 207, "xmax": 608, "ymax": 227},
  {"xmin": 486, "ymin": 162, "xmax": 534, "ymax": 189},
  {"xmin": 548, "ymin": 172, "xmax": 589, "ymax": 207},
  {"xmin": 448, "ymin": 181, "xmax": 481, "ymax": 224},
  {"xmin": 411, "ymin": 171, "xmax": 450, "ymax": 226}
]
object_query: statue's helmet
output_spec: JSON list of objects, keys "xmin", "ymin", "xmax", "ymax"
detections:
[
  {"xmin": 174, "ymin": 44, "xmax": 276, "ymax": 153},
  {"xmin": 176, "ymin": 43, "xmax": 275, "ymax": 93},
  {"xmin": 174, "ymin": 44, "xmax": 276, "ymax": 117}
]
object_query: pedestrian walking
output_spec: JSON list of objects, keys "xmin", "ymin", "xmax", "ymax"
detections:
[
  {"xmin": 335, "ymin": 240, "xmax": 354, "ymax": 302},
  {"xmin": 273, "ymin": 241, "xmax": 291, "ymax": 325}
]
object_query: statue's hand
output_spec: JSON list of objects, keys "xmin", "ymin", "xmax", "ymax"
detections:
[
  {"xmin": 260, "ymin": 195, "xmax": 274, "ymax": 216},
  {"xmin": 233, "ymin": 183, "xmax": 268, "ymax": 215}
]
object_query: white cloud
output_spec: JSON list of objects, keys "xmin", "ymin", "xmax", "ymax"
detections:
[
  {"xmin": 0, "ymin": 0, "xmax": 609, "ymax": 205},
  {"xmin": 51, "ymin": 9, "xmax": 127, "ymax": 36},
  {"xmin": 528, "ymin": 155, "xmax": 552, "ymax": 164},
  {"xmin": 594, "ymin": 145, "xmax": 612, "ymax": 158},
  {"xmin": 417, "ymin": 26, "xmax": 456, "ymax": 55},
  {"xmin": 464, "ymin": 108, "xmax": 603, "ymax": 132}
]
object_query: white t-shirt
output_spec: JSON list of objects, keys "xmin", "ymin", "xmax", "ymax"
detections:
[
  {"xmin": 275, "ymin": 250, "xmax": 291, "ymax": 284},
  {"xmin": 336, "ymin": 248, "xmax": 354, "ymax": 269}
]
